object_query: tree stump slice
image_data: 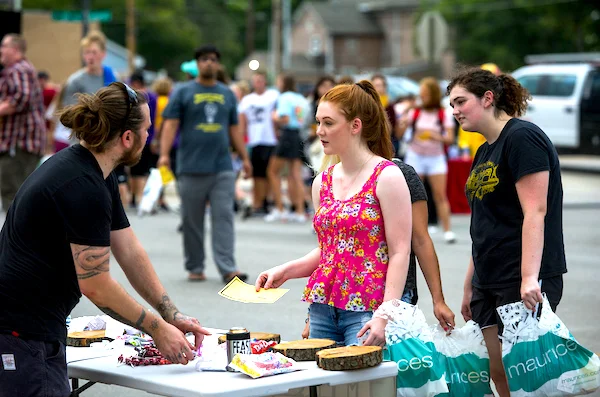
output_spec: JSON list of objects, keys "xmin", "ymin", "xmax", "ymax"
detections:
[
  {"xmin": 66, "ymin": 330, "xmax": 108, "ymax": 347},
  {"xmin": 316, "ymin": 346, "xmax": 383, "ymax": 371},
  {"xmin": 217, "ymin": 332, "xmax": 280, "ymax": 345},
  {"xmin": 272, "ymin": 339, "xmax": 336, "ymax": 361}
]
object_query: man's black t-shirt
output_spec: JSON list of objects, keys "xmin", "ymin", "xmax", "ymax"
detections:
[
  {"xmin": 0, "ymin": 144, "xmax": 129, "ymax": 342},
  {"xmin": 393, "ymin": 159, "xmax": 428, "ymax": 304},
  {"xmin": 466, "ymin": 118, "xmax": 567, "ymax": 289}
]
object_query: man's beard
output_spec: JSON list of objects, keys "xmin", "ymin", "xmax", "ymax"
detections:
[
  {"xmin": 200, "ymin": 69, "xmax": 215, "ymax": 80},
  {"xmin": 119, "ymin": 134, "xmax": 144, "ymax": 167}
]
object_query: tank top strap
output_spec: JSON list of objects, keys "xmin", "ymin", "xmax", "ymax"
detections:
[
  {"xmin": 320, "ymin": 164, "xmax": 336, "ymax": 202},
  {"xmin": 360, "ymin": 160, "xmax": 396, "ymax": 194}
]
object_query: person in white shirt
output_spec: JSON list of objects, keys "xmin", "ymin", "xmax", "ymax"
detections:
[{"xmin": 238, "ymin": 71, "xmax": 279, "ymax": 216}]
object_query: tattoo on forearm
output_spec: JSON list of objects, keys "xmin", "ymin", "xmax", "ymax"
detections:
[
  {"xmin": 99, "ymin": 307, "xmax": 155, "ymax": 335},
  {"xmin": 156, "ymin": 294, "xmax": 178, "ymax": 319},
  {"xmin": 150, "ymin": 319, "xmax": 159, "ymax": 331},
  {"xmin": 74, "ymin": 246, "xmax": 110, "ymax": 280},
  {"xmin": 135, "ymin": 309, "xmax": 146, "ymax": 329}
]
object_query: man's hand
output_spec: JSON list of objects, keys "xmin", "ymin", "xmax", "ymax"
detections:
[
  {"xmin": 521, "ymin": 276, "xmax": 543, "ymax": 310},
  {"xmin": 157, "ymin": 155, "xmax": 171, "ymax": 169},
  {"xmin": 433, "ymin": 301, "xmax": 455, "ymax": 333},
  {"xmin": 152, "ymin": 321, "xmax": 197, "ymax": 365},
  {"xmin": 169, "ymin": 312, "xmax": 211, "ymax": 349},
  {"xmin": 242, "ymin": 158, "xmax": 252, "ymax": 179},
  {"xmin": 357, "ymin": 317, "xmax": 387, "ymax": 347}
]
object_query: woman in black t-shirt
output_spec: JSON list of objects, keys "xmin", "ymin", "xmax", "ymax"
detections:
[{"xmin": 447, "ymin": 68, "xmax": 567, "ymax": 397}]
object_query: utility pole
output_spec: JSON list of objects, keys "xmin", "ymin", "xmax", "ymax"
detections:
[
  {"xmin": 271, "ymin": 0, "xmax": 282, "ymax": 76},
  {"xmin": 246, "ymin": 0, "xmax": 255, "ymax": 56},
  {"xmin": 126, "ymin": 0, "xmax": 136, "ymax": 76},
  {"xmin": 282, "ymin": 0, "xmax": 291, "ymax": 71},
  {"xmin": 81, "ymin": 0, "xmax": 90, "ymax": 38}
]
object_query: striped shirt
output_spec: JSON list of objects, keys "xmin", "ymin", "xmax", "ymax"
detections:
[{"xmin": 0, "ymin": 59, "xmax": 46, "ymax": 155}]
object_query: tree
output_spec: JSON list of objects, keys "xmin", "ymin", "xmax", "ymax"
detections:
[{"xmin": 436, "ymin": 0, "xmax": 600, "ymax": 71}]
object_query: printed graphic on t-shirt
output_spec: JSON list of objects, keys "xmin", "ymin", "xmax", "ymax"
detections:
[
  {"xmin": 194, "ymin": 93, "xmax": 225, "ymax": 132},
  {"xmin": 466, "ymin": 160, "xmax": 500, "ymax": 200},
  {"xmin": 249, "ymin": 105, "xmax": 266, "ymax": 123},
  {"xmin": 294, "ymin": 105, "xmax": 306, "ymax": 125}
]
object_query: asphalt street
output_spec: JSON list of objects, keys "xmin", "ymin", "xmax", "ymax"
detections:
[{"xmin": 1, "ymin": 170, "xmax": 599, "ymax": 396}]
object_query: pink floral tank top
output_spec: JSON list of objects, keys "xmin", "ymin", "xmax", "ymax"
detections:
[{"xmin": 302, "ymin": 160, "xmax": 396, "ymax": 312}]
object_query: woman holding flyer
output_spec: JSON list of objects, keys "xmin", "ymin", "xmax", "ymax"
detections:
[{"xmin": 255, "ymin": 81, "xmax": 413, "ymax": 347}]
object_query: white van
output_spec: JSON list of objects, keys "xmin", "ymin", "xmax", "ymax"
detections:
[{"xmin": 511, "ymin": 55, "xmax": 600, "ymax": 154}]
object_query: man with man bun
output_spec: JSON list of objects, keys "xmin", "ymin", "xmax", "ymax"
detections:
[{"xmin": 0, "ymin": 82, "xmax": 210, "ymax": 396}]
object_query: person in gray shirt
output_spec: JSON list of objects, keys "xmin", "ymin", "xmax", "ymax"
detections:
[
  {"xmin": 62, "ymin": 31, "xmax": 116, "ymax": 107},
  {"xmin": 159, "ymin": 44, "xmax": 251, "ymax": 283}
]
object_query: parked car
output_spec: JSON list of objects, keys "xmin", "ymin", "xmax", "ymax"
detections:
[
  {"xmin": 511, "ymin": 55, "xmax": 600, "ymax": 154},
  {"xmin": 352, "ymin": 74, "xmax": 420, "ymax": 102}
]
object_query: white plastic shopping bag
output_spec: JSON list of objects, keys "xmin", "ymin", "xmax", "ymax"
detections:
[
  {"xmin": 381, "ymin": 300, "xmax": 449, "ymax": 397},
  {"xmin": 433, "ymin": 321, "xmax": 494, "ymax": 397},
  {"xmin": 498, "ymin": 294, "xmax": 600, "ymax": 396},
  {"xmin": 138, "ymin": 168, "xmax": 163, "ymax": 216}
]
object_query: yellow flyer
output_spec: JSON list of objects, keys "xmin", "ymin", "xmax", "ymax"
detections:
[{"xmin": 218, "ymin": 277, "xmax": 289, "ymax": 304}]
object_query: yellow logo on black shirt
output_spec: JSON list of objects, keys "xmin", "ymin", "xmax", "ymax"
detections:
[{"xmin": 466, "ymin": 161, "xmax": 500, "ymax": 200}]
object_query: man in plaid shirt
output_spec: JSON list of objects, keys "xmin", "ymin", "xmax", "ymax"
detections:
[{"xmin": 0, "ymin": 34, "xmax": 46, "ymax": 212}]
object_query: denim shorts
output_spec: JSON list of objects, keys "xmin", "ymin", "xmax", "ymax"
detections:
[{"xmin": 308, "ymin": 303, "xmax": 373, "ymax": 346}]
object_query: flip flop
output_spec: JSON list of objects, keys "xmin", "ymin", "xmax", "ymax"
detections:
[
  {"xmin": 222, "ymin": 272, "xmax": 248, "ymax": 284},
  {"xmin": 188, "ymin": 273, "xmax": 207, "ymax": 282}
]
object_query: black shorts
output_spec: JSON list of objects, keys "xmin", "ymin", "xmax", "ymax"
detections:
[
  {"xmin": 274, "ymin": 128, "xmax": 304, "ymax": 160},
  {"xmin": 0, "ymin": 334, "xmax": 70, "ymax": 396},
  {"xmin": 470, "ymin": 275, "xmax": 563, "ymax": 335},
  {"xmin": 114, "ymin": 164, "xmax": 128, "ymax": 184},
  {"xmin": 251, "ymin": 145, "xmax": 275, "ymax": 178},
  {"xmin": 130, "ymin": 145, "xmax": 156, "ymax": 177}
]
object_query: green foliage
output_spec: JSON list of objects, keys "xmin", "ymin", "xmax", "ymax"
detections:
[
  {"xmin": 23, "ymin": 0, "xmax": 303, "ymax": 79},
  {"xmin": 435, "ymin": 0, "xmax": 600, "ymax": 71}
]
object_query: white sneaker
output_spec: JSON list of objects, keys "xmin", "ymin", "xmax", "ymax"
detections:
[
  {"xmin": 428, "ymin": 225, "xmax": 439, "ymax": 234},
  {"xmin": 444, "ymin": 231, "xmax": 457, "ymax": 244},
  {"xmin": 288, "ymin": 213, "xmax": 308, "ymax": 223},
  {"xmin": 265, "ymin": 209, "xmax": 287, "ymax": 223}
]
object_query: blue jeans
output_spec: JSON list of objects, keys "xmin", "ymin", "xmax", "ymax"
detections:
[{"xmin": 309, "ymin": 303, "xmax": 373, "ymax": 346}]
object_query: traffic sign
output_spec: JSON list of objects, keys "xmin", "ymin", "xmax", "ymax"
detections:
[
  {"xmin": 416, "ymin": 11, "xmax": 448, "ymax": 63},
  {"xmin": 52, "ymin": 10, "xmax": 112, "ymax": 22}
]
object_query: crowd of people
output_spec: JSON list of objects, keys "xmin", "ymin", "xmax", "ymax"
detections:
[{"xmin": 0, "ymin": 30, "xmax": 567, "ymax": 397}]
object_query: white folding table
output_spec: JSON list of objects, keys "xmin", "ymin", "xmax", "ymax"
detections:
[
  {"xmin": 68, "ymin": 355, "xmax": 397, "ymax": 397},
  {"xmin": 66, "ymin": 328, "xmax": 397, "ymax": 397}
]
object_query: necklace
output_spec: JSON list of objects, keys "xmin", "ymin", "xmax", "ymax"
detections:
[{"xmin": 339, "ymin": 154, "xmax": 374, "ymax": 201}]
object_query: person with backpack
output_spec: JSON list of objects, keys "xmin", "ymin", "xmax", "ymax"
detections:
[{"xmin": 399, "ymin": 77, "xmax": 456, "ymax": 243}]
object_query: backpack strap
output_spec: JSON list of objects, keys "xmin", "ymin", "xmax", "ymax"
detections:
[{"xmin": 409, "ymin": 108, "xmax": 421, "ymax": 142}]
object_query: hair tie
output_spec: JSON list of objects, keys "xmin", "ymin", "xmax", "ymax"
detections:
[{"xmin": 355, "ymin": 82, "xmax": 368, "ymax": 93}]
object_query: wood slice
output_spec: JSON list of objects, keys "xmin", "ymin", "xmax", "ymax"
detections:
[
  {"xmin": 217, "ymin": 332, "xmax": 280, "ymax": 345},
  {"xmin": 66, "ymin": 330, "xmax": 108, "ymax": 347},
  {"xmin": 316, "ymin": 346, "xmax": 383, "ymax": 371},
  {"xmin": 272, "ymin": 339, "xmax": 336, "ymax": 361}
]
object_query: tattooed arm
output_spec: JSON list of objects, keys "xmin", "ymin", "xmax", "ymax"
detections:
[
  {"xmin": 71, "ymin": 243, "xmax": 196, "ymax": 364},
  {"xmin": 110, "ymin": 228, "xmax": 211, "ymax": 347}
]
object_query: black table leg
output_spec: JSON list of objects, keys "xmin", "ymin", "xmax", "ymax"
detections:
[
  {"xmin": 70, "ymin": 379, "xmax": 96, "ymax": 396},
  {"xmin": 309, "ymin": 385, "xmax": 318, "ymax": 397}
]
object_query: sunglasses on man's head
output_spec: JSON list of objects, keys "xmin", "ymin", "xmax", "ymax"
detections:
[{"xmin": 120, "ymin": 82, "xmax": 139, "ymax": 134}]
